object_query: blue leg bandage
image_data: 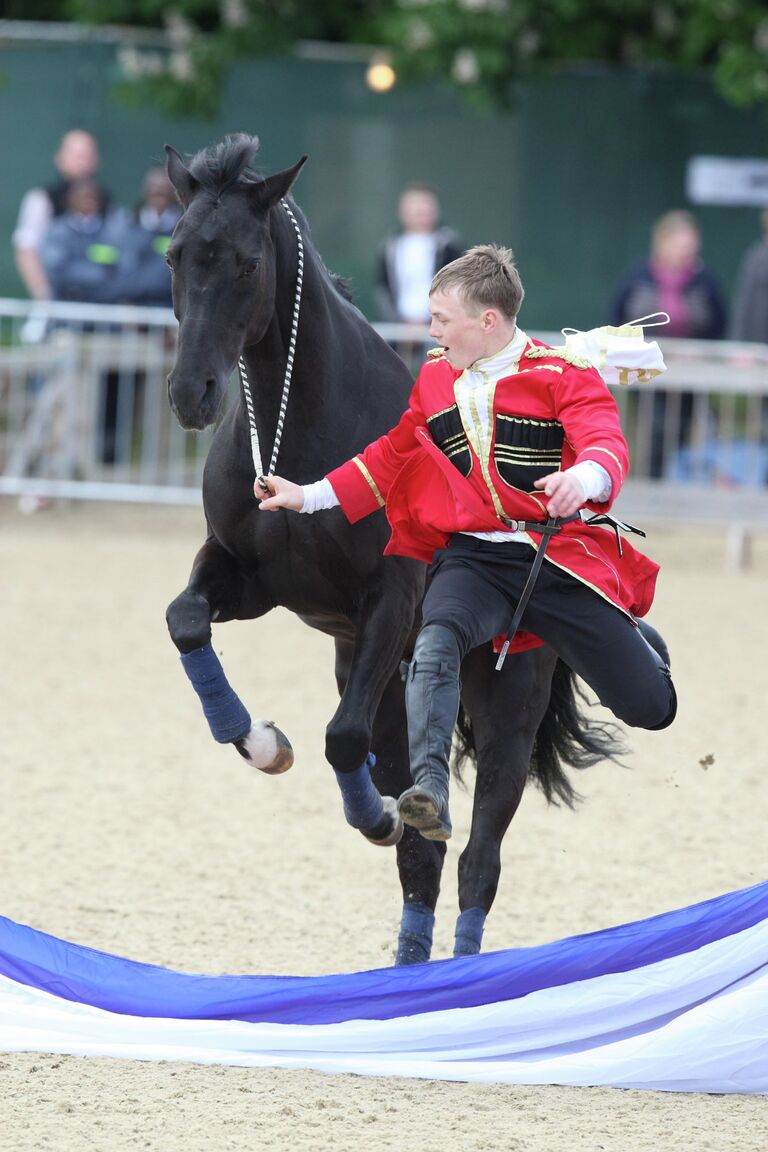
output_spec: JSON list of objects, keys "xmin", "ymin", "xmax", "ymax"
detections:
[
  {"xmin": 334, "ymin": 753, "xmax": 384, "ymax": 830},
  {"xmin": 396, "ymin": 901, "xmax": 435, "ymax": 966},
  {"xmin": 180, "ymin": 643, "xmax": 251, "ymax": 744},
  {"xmin": 454, "ymin": 906, "xmax": 486, "ymax": 956}
]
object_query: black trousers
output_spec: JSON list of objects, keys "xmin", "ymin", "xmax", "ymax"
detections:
[{"xmin": 420, "ymin": 535, "xmax": 675, "ymax": 730}]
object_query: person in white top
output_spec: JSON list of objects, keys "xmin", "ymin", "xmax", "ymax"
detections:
[
  {"xmin": 13, "ymin": 129, "xmax": 102, "ymax": 303},
  {"xmin": 374, "ymin": 184, "xmax": 463, "ymax": 356}
]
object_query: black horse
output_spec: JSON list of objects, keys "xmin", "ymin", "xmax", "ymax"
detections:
[{"xmin": 164, "ymin": 135, "xmax": 620, "ymax": 964}]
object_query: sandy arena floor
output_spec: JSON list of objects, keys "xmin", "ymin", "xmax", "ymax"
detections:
[{"xmin": 0, "ymin": 501, "xmax": 766, "ymax": 1151}]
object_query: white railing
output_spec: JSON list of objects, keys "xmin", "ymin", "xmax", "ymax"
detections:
[
  {"xmin": 2, "ymin": 300, "xmax": 768, "ymax": 558},
  {"xmin": 0, "ymin": 299, "xmax": 205, "ymax": 506}
]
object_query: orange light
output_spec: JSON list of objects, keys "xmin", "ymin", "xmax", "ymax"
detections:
[{"xmin": 366, "ymin": 59, "xmax": 396, "ymax": 93}]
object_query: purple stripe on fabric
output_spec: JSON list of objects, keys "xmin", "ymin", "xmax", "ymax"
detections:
[{"xmin": 0, "ymin": 880, "xmax": 766, "ymax": 1026}]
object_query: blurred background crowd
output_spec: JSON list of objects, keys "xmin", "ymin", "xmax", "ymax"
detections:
[
  {"xmin": 1, "ymin": 10, "xmax": 768, "ymax": 508},
  {"xmin": 13, "ymin": 129, "xmax": 180, "ymax": 318},
  {"xmin": 10, "ymin": 127, "xmax": 768, "ymax": 346}
]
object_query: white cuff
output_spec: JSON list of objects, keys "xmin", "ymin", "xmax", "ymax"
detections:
[
  {"xmin": 568, "ymin": 461, "xmax": 612, "ymax": 504},
  {"xmin": 300, "ymin": 478, "xmax": 340, "ymax": 514}
]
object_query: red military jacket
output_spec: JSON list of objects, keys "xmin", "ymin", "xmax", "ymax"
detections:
[{"xmin": 327, "ymin": 336, "xmax": 659, "ymax": 628}]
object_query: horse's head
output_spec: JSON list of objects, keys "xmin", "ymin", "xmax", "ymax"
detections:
[{"xmin": 164, "ymin": 135, "xmax": 306, "ymax": 430}]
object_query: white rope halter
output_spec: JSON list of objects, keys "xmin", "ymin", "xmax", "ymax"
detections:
[{"xmin": 238, "ymin": 198, "xmax": 304, "ymax": 483}]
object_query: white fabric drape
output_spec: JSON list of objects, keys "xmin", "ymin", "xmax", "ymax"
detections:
[{"xmin": 1, "ymin": 882, "xmax": 767, "ymax": 1093}]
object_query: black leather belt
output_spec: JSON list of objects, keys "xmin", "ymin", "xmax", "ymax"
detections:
[
  {"xmin": 500, "ymin": 513, "xmax": 580, "ymax": 533},
  {"xmin": 494, "ymin": 511, "xmax": 645, "ymax": 670}
]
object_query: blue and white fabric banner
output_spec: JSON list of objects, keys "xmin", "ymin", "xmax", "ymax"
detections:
[{"xmin": 1, "ymin": 881, "xmax": 767, "ymax": 1093}]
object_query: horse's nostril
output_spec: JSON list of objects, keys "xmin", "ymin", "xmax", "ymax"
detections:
[{"xmin": 204, "ymin": 378, "xmax": 217, "ymax": 406}]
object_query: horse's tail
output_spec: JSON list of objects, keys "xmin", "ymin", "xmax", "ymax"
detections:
[{"xmin": 453, "ymin": 658, "xmax": 626, "ymax": 808}]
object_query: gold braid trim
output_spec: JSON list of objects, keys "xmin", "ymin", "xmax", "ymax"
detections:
[
  {"xmin": 465, "ymin": 376, "xmax": 509, "ymax": 521},
  {"xmin": 426, "ymin": 402, "xmax": 459, "ymax": 422},
  {"xmin": 521, "ymin": 363, "xmax": 564, "ymax": 375},
  {"xmin": 578, "ymin": 445, "xmax": 624, "ymax": 481},
  {"xmin": 352, "ymin": 457, "xmax": 385, "ymax": 508},
  {"xmin": 543, "ymin": 549, "xmax": 631, "ymax": 615},
  {"xmin": 497, "ymin": 414, "xmax": 563, "ymax": 428},
  {"xmin": 524, "ymin": 346, "xmax": 592, "ymax": 370}
]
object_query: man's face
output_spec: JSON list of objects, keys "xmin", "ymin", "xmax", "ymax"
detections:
[
  {"xmin": 399, "ymin": 190, "xmax": 439, "ymax": 234},
  {"xmin": 143, "ymin": 172, "xmax": 176, "ymax": 212},
  {"xmin": 428, "ymin": 287, "xmax": 488, "ymax": 370},
  {"xmin": 56, "ymin": 131, "xmax": 99, "ymax": 181},
  {"xmin": 656, "ymin": 223, "xmax": 700, "ymax": 270}
]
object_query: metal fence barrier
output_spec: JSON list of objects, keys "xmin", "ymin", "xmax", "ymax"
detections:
[
  {"xmin": 2, "ymin": 300, "xmax": 768, "ymax": 561},
  {"xmin": 0, "ymin": 299, "xmax": 204, "ymax": 506}
]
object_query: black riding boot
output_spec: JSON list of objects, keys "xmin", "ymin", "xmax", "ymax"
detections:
[{"xmin": 398, "ymin": 623, "xmax": 461, "ymax": 841}]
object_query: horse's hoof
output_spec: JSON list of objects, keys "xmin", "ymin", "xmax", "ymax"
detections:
[
  {"xmin": 234, "ymin": 721, "xmax": 294, "ymax": 775},
  {"xmin": 363, "ymin": 796, "xmax": 403, "ymax": 847}
]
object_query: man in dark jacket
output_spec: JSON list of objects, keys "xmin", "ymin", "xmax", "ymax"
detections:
[
  {"xmin": 40, "ymin": 178, "xmax": 132, "ymax": 304},
  {"xmin": 115, "ymin": 168, "xmax": 181, "ymax": 309}
]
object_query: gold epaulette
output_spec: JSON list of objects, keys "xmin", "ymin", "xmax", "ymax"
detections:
[
  {"xmin": 524, "ymin": 345, "xmax": 592, "ymax": 370},
  {"xmin": 427, "ymin": 346, "xmax": 447, "ymax": 360}
]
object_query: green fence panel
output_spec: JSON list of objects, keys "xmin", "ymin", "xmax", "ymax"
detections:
[{"xmin": 1, "ymin": 37, "xmax": 765, "ymax": 329}]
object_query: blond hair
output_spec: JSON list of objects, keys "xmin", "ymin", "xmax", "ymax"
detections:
[
  {"xmin": 651, "ymin": 210, "xmax": 698, "ymax": 248},
  {"xmin": 430, "ymin": 244, "xmax": 524, "ymax": 320}
]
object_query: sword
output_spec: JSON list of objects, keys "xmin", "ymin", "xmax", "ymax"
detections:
[
  {"xmin": 494, "ymin": 516, "xmax": 566, "ymax": 671},
  {"xmin": 494, "ymin": 511, "xmax": 646, "ymax": 670}
]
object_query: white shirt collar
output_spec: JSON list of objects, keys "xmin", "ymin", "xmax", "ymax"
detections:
[{"xmin": 469, "ymin": 327, "xmax": 528, "ymax": 378}]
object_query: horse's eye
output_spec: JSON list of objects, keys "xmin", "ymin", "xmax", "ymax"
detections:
[
  {"xmin": 240, "ymin": 258, "xmax": 260, "ymax": 279},
  {"xmin": 165, "ymin": 254, "xmax": 176, "ymax": 271}
]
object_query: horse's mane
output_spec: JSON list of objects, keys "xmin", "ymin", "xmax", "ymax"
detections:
[
  {"xmin": 186, "ymin": 134, "xmax": 354, "ymax": 303},
  {"xmin": 187, "ymin": 133, "xmax": 262, "ymax": 195}
]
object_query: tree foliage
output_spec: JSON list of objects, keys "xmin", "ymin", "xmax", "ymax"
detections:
[
  {"xmin": 11, "ymin": 0, "xmax": 768, "ymax": 117},
  {"xmin": 378, "ymin": 0, "xmax": 768, "ymax": 112}
]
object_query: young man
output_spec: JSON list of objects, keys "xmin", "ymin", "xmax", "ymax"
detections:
[{"xmin": 258, "ymin": 245, "xmax": 677, "ymax": 841}]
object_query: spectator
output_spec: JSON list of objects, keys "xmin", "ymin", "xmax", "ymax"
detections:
[
  {"xmin": 374, "ymin": 184, "xmax": 463, "ymax": 365},
  {"xmin": 40, "ymin": 177, "xmax": 136, "ymax": 466},
  {"xmin": 40, "ymin": 177, "xmax": 134, "ymax": 305},
  {"xmin": 14, "ymin": 168, "xmax": 177, "ymax": 493},
  {"xmin": 115, "ymin": 167, "xmax": 181, "ymax": 308},
  {"xmin": 609, "ymin": 210, "xmax": 727, "ymax": 477},
  {"xmin": 12, "ymin": 129, "xmax": 105, "ymax": 303},
  {"xmin": 730, "ymin": 208, "xmax": 768, "ymax": 344}
]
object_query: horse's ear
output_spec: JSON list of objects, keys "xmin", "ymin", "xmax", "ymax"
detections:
[
  {"xmin": 165, "ymin": 144, "xmax": 199, "ymax": 207},
  {"xmin": 254, "ymin": 156, "xmax": 308, "ymax": 209}
]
